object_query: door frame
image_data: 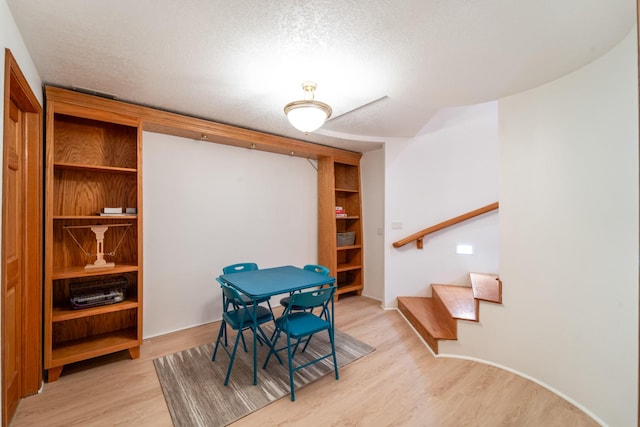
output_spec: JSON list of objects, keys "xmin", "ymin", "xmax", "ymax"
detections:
[{"xmin": 2, "ymin": 49, "xmax": 43, "ymax": 424}]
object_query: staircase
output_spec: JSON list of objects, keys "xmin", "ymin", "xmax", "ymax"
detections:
[{"xmin": 397, "ymin": 273, "xmax": 502, "ymax": 354}]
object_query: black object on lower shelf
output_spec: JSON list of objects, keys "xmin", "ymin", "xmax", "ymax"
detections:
[{"xmin": 69, "ymin": 276, "xmax": 128, "ymax": 309}]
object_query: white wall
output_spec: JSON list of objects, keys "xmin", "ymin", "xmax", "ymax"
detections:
[
  {"xmin": 384, "ymin": 101, "xmax": 500, "ymax": 307},
  {"xmin": 361, "ymin": 147, "xmax": 385, "ymax": 301},
  {"xmin": 142, "ymin": 132, "xmax": 319, "ymax": 337},
  {"xmin": 0, "ymin": 1, "xmax": 42, "ymax": 107},
  {"xmin": 478, "ymin": 29, "xmax": 637, "ymax": 426},
  {"xmin": 0, "ymin": 0, "xmax": 43, "ymax": 255}
]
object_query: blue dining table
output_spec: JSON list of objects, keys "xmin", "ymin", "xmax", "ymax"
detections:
[{"xmin": 218, "ymin": 265, "xmax": 336, "ymax": 384}]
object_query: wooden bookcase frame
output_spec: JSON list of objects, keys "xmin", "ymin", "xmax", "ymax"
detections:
[
  {"xmin": 318, "ymin": 156, "xmax": 365, "ymax": 300},
  {"xmin": 44, "ymin": 88, "xmax": 143, "ymax": 381}
]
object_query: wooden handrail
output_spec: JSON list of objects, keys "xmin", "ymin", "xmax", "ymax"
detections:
[{"xmin": 392, "ymin": 202, "xmax": 499, "ymax": 249}]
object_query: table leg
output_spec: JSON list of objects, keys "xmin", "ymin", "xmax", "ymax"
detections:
[{"xmin": 252, "ymin": 299, "xmax": 258, "ymax": 385}]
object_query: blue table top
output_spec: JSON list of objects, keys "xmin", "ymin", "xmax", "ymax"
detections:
[{"xmin": 218, "ymin": 265, "xmax": 335, "ymax": 298}]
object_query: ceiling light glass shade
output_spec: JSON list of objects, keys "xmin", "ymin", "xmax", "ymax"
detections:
[
  {"xmin": 284, "ymin": 100, "xmax": 332, "ymax": 133},
  {"xmin": 284, "ymin": 82, "xmax": 332, "ymax": 133}
]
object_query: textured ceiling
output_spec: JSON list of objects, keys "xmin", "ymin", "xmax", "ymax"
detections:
[{"xmin": 6, "ymin": 0, "xmax": 635, "ymax": 152}]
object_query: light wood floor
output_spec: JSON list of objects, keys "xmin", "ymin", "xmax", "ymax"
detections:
[{"xmin": 11, "ymin": 296, "xmax": 596, "ymax": 427}]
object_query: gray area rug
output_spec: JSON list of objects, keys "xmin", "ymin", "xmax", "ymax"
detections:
[{"xmin": 153, "ymin": 326, "xmax": 375, "ymax": 427}]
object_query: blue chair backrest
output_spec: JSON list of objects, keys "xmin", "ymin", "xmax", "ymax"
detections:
[
  {"xmin": 220, "ymin": 283, "xmax": 248, "ymax": 310},
  {"xmin": 303, "ymin": 264, "xmax": 330, "ymax": 276},
  {"xmin": 288, "ymin": 286, "xmax": 336, "ymax": 311},
  {"xmin": 223, "ymin": 263, "xmax": 258, "ymax": 275}
]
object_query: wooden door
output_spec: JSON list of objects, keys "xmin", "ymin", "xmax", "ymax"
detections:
[
  {"xmin": 2, "ymin": 49, "xmax": 43, "ymax": 427},
  {"xmin": 2, "ymin": 98, "xmax": 23, "ymax": 425}
]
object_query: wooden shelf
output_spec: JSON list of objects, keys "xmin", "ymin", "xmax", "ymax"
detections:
[
  {"xmin": 336, "ymin": 216, "xmax": 360, "ymax": 220},
  {"xmin": 50, "ymin": 328, "xmax": 138, "ymax": 367},
  {"xmin": 336, "ymin": 283, "xmax": 364, "ymax": 296},
  {"xmin": 335, "ymin": 188, "xmax": 359, "ymax": 193},
  {"xmin": 52, "ymin": 298, "xmax": 138, "ymax": 322},
  {"xmin": 337, "ymin": 263, "xmax": 362, "ymax": 273},
  {"xmin": 54, "ymin": 162, "xmax": 137, "ymax": 174},
  {"xmin": 337, "ymin": 244, "xmax": 362, "ymax": 251},
  {"xmin": 52, "ymin": 264, "xmax": 139, "ymax": 280},
  {"xmin": 53, "ymin": 215, "xmax": 138, "ymax": 220}
]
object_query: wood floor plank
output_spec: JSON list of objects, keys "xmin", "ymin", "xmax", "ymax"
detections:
[{"xmin": 11, "ymin": 296, "xmax": 598, "ymax": 427}]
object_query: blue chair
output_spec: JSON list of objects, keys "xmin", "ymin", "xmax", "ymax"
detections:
[
  {"xmin": 279, "ymin": 264, "xmax": 330, "ymax": 309},
  {"xmin": 278, "ymin": 264, "xmax": 331, "ymax": 351},
  {"xmin": 215, "ymin": 277, "xmax": 250, "ymax": 352},
  {"xmin": 223, "ymin": 263, "xmax": 274, "ymax": 315},
  {"xmin": 263, "ymin": 285, "xmax": 339, "ymax": 401},
  {"xmin": 212, "ymin": 283, "xmax": 278, "ymax": 386}
]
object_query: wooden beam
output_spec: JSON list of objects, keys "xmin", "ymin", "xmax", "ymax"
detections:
[{"xmin": 45, "ymin": 86, "xmax": 361, "ymax": 164}]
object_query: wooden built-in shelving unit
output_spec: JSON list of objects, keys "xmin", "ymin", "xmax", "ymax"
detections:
[
  {"xmin": 44, "ymin": 87, "xmax": 143, "ymax": 382},
  {"xmin": 318, "ymin": 157, "xmax": 365, "ymax": 300}
]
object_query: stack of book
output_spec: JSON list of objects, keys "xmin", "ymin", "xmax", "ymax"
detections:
[
  {"xmin": 98, "ymin": 207, "xmax": 137, "ymax": 216},
  {"xmin": 335, "ymin": 206, "xmax": 348, "ymax": 218},
  {"xmin": 99, "ymin": 207, "xmax": 123, "ymax": 216}
]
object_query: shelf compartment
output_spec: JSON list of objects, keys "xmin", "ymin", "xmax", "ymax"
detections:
[
  {"xmin": 53, "ymin": 167, "xmax": 138, "ymax": 216},
  {"xmin": 337, "ymin": 269, "xmax": 362, "ymax": 292},
  {"xmin": 337, "ymin": 246, "xmax": 361, "ymax": 271},
  {"xmin": 52, "ymin": 308, "xmax": 137, "ymax": 345},
  {"xmin": 53, "ymin": 113, "xmax": 138, "ymax": 169},
  {"xmin": 52, "ymin": 220, "xmax": 138, "ymax": 272},
  {"xmin": 334, "ymin": 163, "xmax": 360, "ymax": 191},
  {"xmin": 50, "ymin": 328, "xmax": 139, "ymax": 367},
  {"xmin": 335, "ymin": 192, "xmax": 361, "ymax": 219}
]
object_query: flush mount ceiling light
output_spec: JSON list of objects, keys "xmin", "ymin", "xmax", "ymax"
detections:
[{"xmin": 284, "ymin": 81, "xmax": 332, "ymax": 134}]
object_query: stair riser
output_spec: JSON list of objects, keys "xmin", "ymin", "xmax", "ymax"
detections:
[
  {"xmin": 398, "ymin": 299, "xmax": 439, "ymax": 354},
  {"xmin": 432, "ymin": 290, "xmax": 457, "ymax": 334}
]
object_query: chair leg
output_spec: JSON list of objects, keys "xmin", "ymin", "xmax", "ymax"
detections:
[
  {"xmin": 212, "ymin": 320, "xmax": 226, "ymax": 361},
  {"xmin": 286, "ymin": 332, "xmax": 296, "ymax": 401},
  {"xmin": 223, "ymin": 329, "xmax": 243, "ymax": 386},
  {"xmin": 257, "ymin": 324, "xmax": 283, "ymax": 365},
  {"xmin": 263, "ymin": 325, "xmax": 284, "ymax": 368},
  {"xmin": 329, "ymin": 328, "xmax": 339, "ymax": 380},
  {"xmin": 239, "ymin": 329, "xmax": 249, "ymax": 352}
]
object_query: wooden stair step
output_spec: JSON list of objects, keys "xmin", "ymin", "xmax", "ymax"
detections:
[
  {"xmin": 398, "ymin": 273, "xmax": 502, "ymax": 355},
  {"xmin": 398, "ymin": 296, "xmax": 456, "ymax": 354},
  {"xmin": 470, "ymin": 272, "xmax": 502, "ymax": 303},
  {"xmin": 432, "ymin": 284, "xmax": 478, "ymax": 322}
]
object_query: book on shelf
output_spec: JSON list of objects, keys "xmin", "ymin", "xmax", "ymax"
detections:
[
  {"xmin": 97, "ymin": 213, "xmax": 136, "ymax": 216},
  {"xmin": 98, "ymin": 207, "xmax": 137, "ymax": 216},
  {"xmin": 336, "ymin": 213, "xmax": 348, "ymax": 218},
  {"xmin": 102, "ymin": 207, "xmax": 123, "ymax": 214}
]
